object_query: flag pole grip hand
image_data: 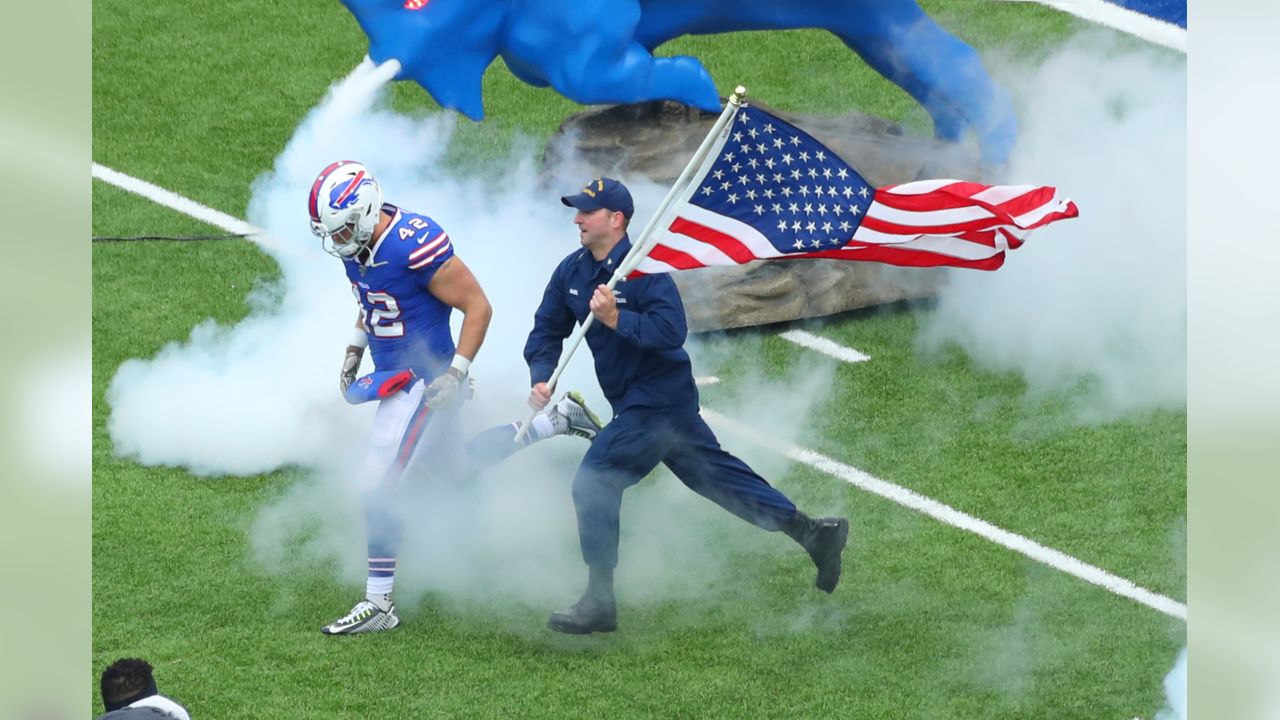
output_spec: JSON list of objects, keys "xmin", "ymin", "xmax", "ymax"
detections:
[
  {"xmin": 513, "ymin": 86, "xmax": 747, "ymax": 444},
  {"xmin": 512, "ymin": 315, "xmax": 598, "ymax": 443}
]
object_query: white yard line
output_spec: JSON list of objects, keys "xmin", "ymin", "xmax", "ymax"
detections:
[
  {"xmin": 92, "ymin": 163, "xmax": 272, "ymax": 247},
  {"xmin": 1000, "ymin": 0, "xmax": 1186, "ymax": 53},
  {"xmin": 704, "ymin": 409, "xmax": 1187, "ymax": 622},
  {"xmin": 779, "ymin": 329, "xmax": 871, "ymax": 363},
  {"xmin": 95, "ymin": 162, "xmax": 1186, "ymax": 622},
  {"xmin": 694, "ymin": 376, "xmax": 721, "ymax": 386}
]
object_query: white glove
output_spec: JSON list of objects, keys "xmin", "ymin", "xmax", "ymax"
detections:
[
  {"xmin": 424, "ymin": 367, "xmax": 467, "ymax": 410},
  {"xmin": 340, "ymin": 348, "xmax": 363, "ymax": 395}
]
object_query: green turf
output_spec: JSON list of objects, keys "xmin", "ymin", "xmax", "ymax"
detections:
[{"xmin": 93, "ymin": 2, "xmax": 1185, "ymax": 718}]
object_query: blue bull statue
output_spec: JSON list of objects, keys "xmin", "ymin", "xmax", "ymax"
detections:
[{"xmin": 342, "ymin": 0, "xmax": 1017, "ymax": 166}]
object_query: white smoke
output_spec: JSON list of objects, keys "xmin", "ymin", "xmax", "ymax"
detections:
[
  {"xmin": 106, "ymin": 61, "xmax": 601, "ymax": 476},
  {"xmin": 1154, "ymin": 646, "xmax": 1187, "ymax": 720},
  {"xmin": 922, "ymin": 36, "xmax": 1187, "ymax": 422}
]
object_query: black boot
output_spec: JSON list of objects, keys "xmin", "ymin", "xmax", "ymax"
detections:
[
  {"xmin": 784, "ymin": 511, "xmax": 850, "ymax": 593},
  {"xmin": 548, "ymin": 566, "xmax": 618, "ymax": 634},
  {"xmin": 547, "ymin": 594, "xmax": 618, "ymax": 635}
]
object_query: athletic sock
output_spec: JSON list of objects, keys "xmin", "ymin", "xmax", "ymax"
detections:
[
  {"xmin": 367, "ymin": 557, "xmax": 396, "ymax": 606},
  {"xmin": 528, "ymin": 413, "xmax": 560, "ymax": 441}
]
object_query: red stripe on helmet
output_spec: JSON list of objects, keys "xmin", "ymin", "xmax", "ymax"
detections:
[{"xmin": 308, "ymin": 160, "xmax": 348, "ymax": 221}]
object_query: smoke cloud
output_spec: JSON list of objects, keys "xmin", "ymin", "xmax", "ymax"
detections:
[
  {"xmin": 1155, "ymin": 646, "xmax": 1188, "ymax": 720},
  {"xmin": 921, "ymin": 35, "xmax": 1187, "ymax": 422}
]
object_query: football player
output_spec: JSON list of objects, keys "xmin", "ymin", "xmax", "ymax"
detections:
[{"xmin": 308, "ymin": 161, "xmax": 604, "ymax": 634}]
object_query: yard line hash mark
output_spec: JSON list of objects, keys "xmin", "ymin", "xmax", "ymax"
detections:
[{"xmin": 779, "ymin": 329, "xmax": 871, "ymax": 363}]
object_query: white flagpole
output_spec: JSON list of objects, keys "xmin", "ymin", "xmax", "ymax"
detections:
[{"xmin": 513, "ymin": 86, "xmax": 748, "ymax": 443}]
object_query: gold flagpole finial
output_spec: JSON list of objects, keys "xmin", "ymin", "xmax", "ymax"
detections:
[{"xmin": 729, "ymin": 85, "xmax": 748, "ymax": 107}]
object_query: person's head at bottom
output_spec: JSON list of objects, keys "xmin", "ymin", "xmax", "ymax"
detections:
[{"xmin": 101, "ymin": 658, "xmax": 158, "ymax": 712}]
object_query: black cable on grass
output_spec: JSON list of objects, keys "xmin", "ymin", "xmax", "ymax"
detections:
[{"xmin": 92, "ymin": 233, "xmax": 258, "ymax": 242}]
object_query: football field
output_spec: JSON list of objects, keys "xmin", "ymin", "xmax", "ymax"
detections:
[{"xmin": 92, "ymin": 2, "xmax": 1186, "ymax": 718}]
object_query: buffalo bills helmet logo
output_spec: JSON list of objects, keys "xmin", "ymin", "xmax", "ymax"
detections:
[{"xmin": 329, "ymin": 175, "xmax": 376, "ymax": 211}]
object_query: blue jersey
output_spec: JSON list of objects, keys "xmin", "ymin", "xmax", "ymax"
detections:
[
  {"xmin": 524, "ymin": 235, "xmax": 699, "ymax": 416},
  {"xmin": 344, "ymin": 204, "xmax": 456, "ymax": 379}
]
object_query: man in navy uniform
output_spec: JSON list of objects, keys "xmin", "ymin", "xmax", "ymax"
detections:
[{"xmin": 527, "ymin": 177, "xmax": 850, "ymax": 634}]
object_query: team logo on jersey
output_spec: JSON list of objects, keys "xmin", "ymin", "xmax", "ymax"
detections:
[{"xmin": 328, "ymin": 172, "xmax": 375, "ymax": 211}]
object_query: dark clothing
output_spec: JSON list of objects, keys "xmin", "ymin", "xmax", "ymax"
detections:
[
  {"xmin": 573, "ymin": 409, "xmax": 797, "ymax": 568},
  {"xmin": 524, "ymin": 236, "xmax": 699, "ymax": 417},
  {"xmin": 525, "ymin": 235, "xmax": 798, "ymax": 570}
]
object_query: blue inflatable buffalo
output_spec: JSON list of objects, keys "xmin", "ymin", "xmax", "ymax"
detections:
[{"xmin": 342, "ymin": 0, "xmax": 1017, "ymax": 166}]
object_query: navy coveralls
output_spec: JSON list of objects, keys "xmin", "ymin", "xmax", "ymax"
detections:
[{"xmin": 524, "ymin": 235, "xmax": 799, "ymax": 570}]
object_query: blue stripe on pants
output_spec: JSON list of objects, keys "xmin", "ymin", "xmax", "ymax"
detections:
[{"xmin": 572, "ymin": 408, "xmax": 798, "ymax": 569}]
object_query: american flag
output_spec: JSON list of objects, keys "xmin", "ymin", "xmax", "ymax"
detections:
[{"xmin": 629, "ymin": 106, "xmax": 1078, "ymax": 275}]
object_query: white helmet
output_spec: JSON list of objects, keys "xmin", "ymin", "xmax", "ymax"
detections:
[{"xmin": 307, "ymin": 160, "xmax": 385, "ymax": 258}]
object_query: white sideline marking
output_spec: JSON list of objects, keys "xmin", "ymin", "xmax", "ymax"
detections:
[
  {"xmin": 779, "ymin": 329, "xmax": 871, "ymax": 363},
  {"xmin": 98, "ymin": 162, "xmax": 1186, "ymax": 622},
  {"xmin": 694, "ymin": 376, "xmax": 721, "ymax": 386},
  {"xmin": 1000, "ymin": 0, "xmax": 1186, "ymax": 53},
  {"xmin": 92, "ymin": 163, "xmax": 273, "ymax": 247},
  {"xmin": 704, "ymin": 409, "xmax": 1188, "ymax": 622}
]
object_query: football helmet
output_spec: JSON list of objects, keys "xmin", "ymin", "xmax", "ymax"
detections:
[{"xmin": 308, "ymin": 160, "xmax": 385, "ymax": 258}]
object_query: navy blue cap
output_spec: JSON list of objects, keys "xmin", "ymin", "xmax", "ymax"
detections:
[{"xmin": 561, "ymin": 177, "xmax": 634, "ymax": 219}]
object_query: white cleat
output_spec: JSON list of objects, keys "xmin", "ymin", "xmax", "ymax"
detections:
[
  {"xmin": 321, "ymin": 600, "xmax": 400, "ymax": 635},
  {"xmin": 546, "ymin": 391, "xmax": 605, "ymax": 441}
]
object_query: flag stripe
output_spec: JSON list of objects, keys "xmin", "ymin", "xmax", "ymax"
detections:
[
  {"xmin": 789, "ymin": 244, "xmax": 1007, "ymax": 270},
  {"xmin": 848, "ymin": 229, "xmax": 1006, "ymax": 261},
  {"xmin": 972, "ymin": 183, "xmax": 1046, "ymax": 206},
  {"xmin": 668, "ymin": 217, "xmax": 760, "ymax": 264},
  {"xmin": 879, "ymin": 178, "xmax": 958, "ymax": 194},
  {"xmin": 645, "ymin": 243, "xmax": 708, "ymax": 272},
  {"xmin": 871, "ymin": 184, "xmax": 995, "ymax": 211},
  {"xmin": 977, "ymin": 185, "xmax": 1059, "ymax": 218},
  {"xmin": 859, "ymin": 214, "xmax": 1011, "ymax": 237},
  {"xmin": 863, "ymin": 197, "xmax": 997, "ymax": 224},
  {"xmin": 652, "ymin": 232, "xmax": 742, "ymax": 266},
  {"xmin": 1016, "ymin": 201, "xmax": 1080, "ymax": 229}
]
